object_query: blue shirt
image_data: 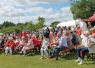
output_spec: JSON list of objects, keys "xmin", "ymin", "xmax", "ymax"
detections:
[{"xmin": 57, "ymin": 36, "xmax": 67, "ymax": 47}]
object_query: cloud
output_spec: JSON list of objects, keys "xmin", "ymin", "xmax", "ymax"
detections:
[
  {"xmin": 0, "ymin": 0, "xmax": 73, "ymax": 25},
  {"xmin": 0, "ymin": 6, "xmax": 73, "ymax": 25},
  {"xmin": 16, "ymin": 0, "xmax": 63, "ymax": 3},
  {"xmin": 61, "ymin": 7, "xmax": 72, "ymax": 13}
]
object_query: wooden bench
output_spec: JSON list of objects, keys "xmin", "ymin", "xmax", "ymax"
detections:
[
  {"xmin": 0, "ymin": 48, "xmax": 4, "ymax": 53},
  {"xmin": 59, "ymin": 47, "xmax": 71, "ymax": 56},
  {"xmin": 87, "ymin": 44, "xmax": 95, "ymax": 60}
]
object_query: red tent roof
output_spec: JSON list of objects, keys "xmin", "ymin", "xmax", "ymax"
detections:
[
  {"xmin": 89, "ymin": 14, "xmax": 95, "ymax": 21},
  {"xmin": 82, "ymin": 14, "xmax": 95, "ymax": 22},
  {"xmin": 82, "ymin": 18, "xmax": 91, "ymax": 22}
]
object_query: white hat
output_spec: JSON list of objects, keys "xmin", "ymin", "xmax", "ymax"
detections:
[{"xmin": 8, "ymin": 36, "xmax": 13, "ymax": 40}]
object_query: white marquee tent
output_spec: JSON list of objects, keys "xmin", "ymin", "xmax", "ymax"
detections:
[
  {"xmin": 57, "ymin": 20, "xmax": 77, "ymax": 27},
  {"xmin": 57, "ymin": 19, "xmax": 88, "ymax": 31}
]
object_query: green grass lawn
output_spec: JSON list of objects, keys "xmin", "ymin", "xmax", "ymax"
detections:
[{"xmin": 0, "ymin": 53, "xmax": 95, "ymax": 68}]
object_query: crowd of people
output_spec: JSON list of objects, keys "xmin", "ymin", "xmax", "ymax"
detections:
[{"xmin": 0, "ymin": 25, "xmax": 95, "ymax": 65}]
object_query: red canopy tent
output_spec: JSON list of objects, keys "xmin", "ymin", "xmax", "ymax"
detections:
[
  {"xmin": 82, "ymin": 14, "xmax": 95, "ymax": 22},
  {"xmin": 89, "ymin": 14, "xmax": 95, "ymax": 21},
  {"xmin": 82, "ymin": 18, "xmax": 91, "ymax": 22},
  {"xmin": 82, "ymin": 13, "xmax": 95, "ymax": 28}
]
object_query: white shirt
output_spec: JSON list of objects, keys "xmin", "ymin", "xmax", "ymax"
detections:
[
  {"xmin": 89, "ymin": 36, "xmax": 95, "ymax": 53},
  {"xmin": 81, "ymin": 36, "xmax": 89, "ymax": 48},
  {"xmin": 42, "ymin": 38, "xmax": 49, "ymax": 48}
]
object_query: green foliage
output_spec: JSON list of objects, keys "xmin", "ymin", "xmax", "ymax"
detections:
[
  {"xmin": 2, "ymin": 21, "xmax": 16, "ymax": 28},
  {"xmin": 17, "ymin": 23, "xmax": 25, "ymax": 26},
  {"xmin": 0, "ymin": 22, "xmax": 25, "ymax": 33},
  {"xmin": 25, "ymin": 21, "xmax": 35, "ymax": 31},
  {"xmin": 36, "ymin": 16, "xmax": 45, "ymax": 29},
  {"xmin": 0, "ymin": 16, "xmax": 45, "ymax": 33},
  {"xmin": 0, "ymin": 26, "xmax": 23, "ymax": 34},
  {"xmin": 0, "ymin": 24, "xmax": 2, "ymax": 29},
  {"xmin": 50, "ymin": 21, "xmax": 60, "ymax": 28},
  {"xmin": 70, "ymin": 0, "xmax": 95, "ymax": 19}
]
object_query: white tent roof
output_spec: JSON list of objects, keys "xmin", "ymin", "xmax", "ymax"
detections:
[
  {"xmin": 57, "ymin": 20, "xmax": 76, "ymax": 27},
  {"xmin": 0, "ymin": 33, "xmax": 3, "ymax": 35}
]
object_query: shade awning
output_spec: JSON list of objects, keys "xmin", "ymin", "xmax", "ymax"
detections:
[
  {"xmin": 82, "ymin": 19, "xmax": 91, "ymax": 22},
  {"xmin": 89, "ymin": 14, "xmax": 95, "ymax": 21},
  {"xmin": 57, "ymin": 20, "xmax": 76, "ymax": 27},
  {"xmin": 82, "ymin": 14, "xmax": 95, "ymax": 22}
]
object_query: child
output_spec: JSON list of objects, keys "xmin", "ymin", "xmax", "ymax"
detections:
[{"xmin": 40, "ymin": 35, "xmax": 49, "ymax": 59}]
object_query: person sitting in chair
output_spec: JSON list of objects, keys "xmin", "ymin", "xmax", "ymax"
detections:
[
  {"xmin": 89, "ymin": 33, "xmax": 95, "ymax": 63},
  {"xmin": 20, "ymin": 36, "xmax": 34, "ymax": 56},
  {"xmin": 75, "ymin": 31, "xmax": 90, "ymax": 65},
  {"xmin": 50, "ymin": 31, "xmax": 68, "ymax": 60},
  {"xmin": 40, "ymin": 35, "xmax": 49, "ymax": 59},
  {"xmin": 5, "ymin": 37, "xmax": 15, "ymax": 55}
]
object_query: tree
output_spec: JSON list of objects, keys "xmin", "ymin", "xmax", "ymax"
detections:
[
  {"xmin": 36, "ymin": 16, "xmax": 45, "ymax": 29},
  {"xmin": 16, "ymin": 23, "xmax": 25, "ymax": 30},
  {"xmin": 25, "ymin": 21, "xmax": 35, "ymax": 31},
  {"xmin": 50, "ymin": 21, "xmax": 60, "ymax": 28},
  {"xmin": 0, "ymin": 24, "xmax": 2, "ymax": 29},
  {"xmin": 2, "ymin": 21, "xmax": 16, "ymax": 28},
  {"xmin": 70, "ymin": 0, "xmax": 95, "ymax": 19},
  {"xmin": 0, "ymin": 16, "xmax": 45, "ymax": 33},
  {"xmin": 17, "ymin": 23, "xmax": 25, "ymax": 26}
]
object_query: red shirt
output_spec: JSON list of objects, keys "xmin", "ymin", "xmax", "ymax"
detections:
[
  {"xmin": 77, "ymin": 28, "xmax": 81, "ymax": 36},
  {"xmin": 22, "ymin": 32, "xmax": 28, "ymax": 37},
  {"xmin": 32, "ymin": 37, "xmax": 41, "ymax": 47},
  {"xmin": 50, "ymin": 31, "xmax": 53, "ymax": 43},
  {"xmin": 6, "ymin": 40, "xmax": 15, "ymax": 49}
]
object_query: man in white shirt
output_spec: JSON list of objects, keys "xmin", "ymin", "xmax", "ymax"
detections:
[{"xmin": 75, "ymin": 31, "xmax": 90, "ymax": 65}]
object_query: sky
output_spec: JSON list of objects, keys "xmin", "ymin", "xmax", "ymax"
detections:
[{"xmin": 0, "ymin": 0, "xmax": 73, "ymax": 25}]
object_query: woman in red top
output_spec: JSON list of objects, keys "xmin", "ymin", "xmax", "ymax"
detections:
[
  {"xmin": 15, "ymin": 36, "xmax": 27, "ymax": 52},
  {"xmin": 31, "ymin": 34, "xmax": 41, "ymax": 47},
  {"xmin": 5, "ymin": 37, "xmax": 15, "ymax": 55},
  {"xmin": 50, "ymin": 32, "xmax": 58, "ymax": 48},
  {"xmin": 20, "ymin": 36, "xmax": 34, "ymax": 56},
  {"xmin": 77, "ymin": 25, "xmax": 82, "ymax": 37}
]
